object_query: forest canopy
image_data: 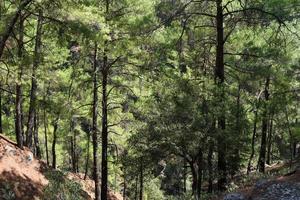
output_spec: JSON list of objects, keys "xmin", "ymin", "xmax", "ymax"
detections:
[{"xmin": 0, "ymin": 0, "xmax": 299, "ymax": 200}]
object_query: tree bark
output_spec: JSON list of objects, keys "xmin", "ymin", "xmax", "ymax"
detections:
[
  {"xmin": 139, "ymin": 158, "xmax": 144, "ymax": 200},
  {"xmin": 15, "ymin": 12, "xmax": 25, "ymax": 149},
  {"xmin": 183, "ymin": 157, "xmax": 187, "ymax": 193},
  {"xmin": 70, "ymin": 119, "xmax": 77, "ymax": 173},
  {"xmin": 69, "ymin": 137, "xmax": 72, "ymax": 168},
  {"xmin": 190, "ymin": 161, "xmax": 198, "ymax": 200},
  {"xmin": 285, "ymin": 110, "xmax": 294, "ymax": 168},
  {"xmin": 197, "ymin": 149, "xmax": 203, "ymax": 200},
  {"xmin": 215, "ymin": 0, "xmax": 225, "ymax": 84},
  {"xmin": 207, "ymin": 141, "xmax": 213, "ymax": 193},
  {"xmin": 34, "ymin": 112, "xmax": 41, "ymax": 158},
  {"xmin": 293, "ymin": 141, "xmax": 297, "ymax": 159},
  {"xmin": 101, "ymin": 53, "xmax": 109, "ymax": 200},
  {"xmin": 52, "ymin": 115, "xmax": 59, "ymax": 169},
  {"xmin": 258, "ymin": 77, "xmax": 270, "ymax": 173},
  {"xmin": 177, "ymin": 27, "xmax": 187, "ymax": 73},
  {"xmin": 43, "ymin": 100, "xmax": 49, "ymax": 165},
  {"xmin": 266, "ymin": 116, "xmax": 273, "ymax": 165},
  {"xmin": 92, "ymin": 42, "xmax": 100, "ymax": 200},
  {"xmin": 84, "ymin": 132, "xmax": 90, "ymax": 180},
  {"xmin": 0, "ymin": 0, "xmax": 32, "ymax": 59},
  {"xmin": 231, "ymin": 84, "xmax": 241, "ymax": 175},
  {"xmin": 134, "ymin": 175, "xmax": 138, "ymax": 200},
  {"xmin": 293, "ymin": 119, "xmax": 298, "ymax": 158},
  {"xmin": 247, "ymin": 107, "xmax": 258, "ymax": 174},
  {"xmin": 215, "ymin": 0, "xmax": 227, "ymax": 191},
  {"xmin": 101, "ymin": 1, "xmax": 109, "ymax": 197},
  {"xmin": 26, "ymin": 10, "xmax": 43, "ymax": 149}
]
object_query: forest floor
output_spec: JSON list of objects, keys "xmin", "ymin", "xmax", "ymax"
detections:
[
  {"xmin": 0, "ymin": 134, "xmax": 122, "ymax": 200},
  {"xmin": 219, "ymin": 158, "xmax": 300, "ymax": 200}
]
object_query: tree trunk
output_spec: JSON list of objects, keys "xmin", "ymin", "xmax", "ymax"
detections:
[
  {"xmin": 34, "ymin": 112, "xmax": 41, "ymax": 158},
  {"xmin": 215, "ymin": 0, "xmax": 225, "ymax": 83},
  {"xmin": 231, "ymin": 84, "xmax": 241, "ymax": 175},
  {"xmin": 26, "ymin": 10, "xmax": 43, "ymax": 149},
  {"xmin": 266, "ymin": 116, "xmax": 273, "ymax": 165},
  {"xmin": 177, "ymin": 28, "xmax": 186, "ymax": 73},
  {"xmin": 293, "ymin": 119, "xmax": 298, "ymax": 158},
  {"xmin": 258, "ymin": 77, "xmax": 270, "ymax": 173},
  {"xmin": 215, "ymin": 0, "xmax": 227, "ymax": 191},
  {"xmin": 190, "ymin": 161, "xmax": 198, "ymax": 200},
  {"xmin": 76, "ymin": 135, "xmax": 79, "ymax": 173},
  {"xmin": 43, "ymin": 102, "xmax": 49, "ymax": 165},
  {"xmin": 134, "ymin": 175, "xmax": 138, "ymax": 200},
  {"xmin": 247, "ymin": 107, "xmax": 258, "ymax": 174},
  {"xmin": 101, "ymin": 1, "xmax": 109, "ymax": 196},
  {"xmin": 52, "ymin": 115, "xmax": 59, "ymax": 169},
  {"xmin": 101, "ymin": 59, "xmax": 109, "ymax": 200},
  {"xmin": 92, "ymin": 42, "xmax": 100, "ymax": 200},
  {"xmin": 0, "ymin": 0, "xmax": 32, "ymax": 59},
  {"xmin": 285, "ymin": 110, "xmax": 294, "ymax": 168},
  {"xmin": 70, "ymin": 136, "xmax": 75, "ymax": 171},
  {"xmin": 293, "ymin": 142, "xmax": 297, "ymax": 159},
  {"xmin": 84, "ymin": 132, "xmax": 90, "ymax": 180},
  {"xmin": 70, "ymin": 119, "xmax": 77, "ymax": 173},
  {"xmin": 207, "ymin": 141, "xmax": 213, "ymax": 193},
  {"xmin": 183, "ymin": 157, "xmax": 187, "ymax": 193},
  {"xmin": 197, "ymin": 149, "xmax": 203, "ymax": 200},
  {"xmin": 139, "ymin": 158, "xmax": 144, "ymax": 200},
  {"xmin": 15, "ymin": 12, "xmax": 25, "ymax": 149}
]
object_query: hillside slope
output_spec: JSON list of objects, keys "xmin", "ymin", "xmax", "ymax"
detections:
[{"xmin": 0, "ymin": 134, "xmax": 122, "ymax": 200}]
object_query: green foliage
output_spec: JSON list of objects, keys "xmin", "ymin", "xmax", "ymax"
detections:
[
  {"xmin": 144, "ymin": 178, "xmax": 165, "ymax": 200},
  {"xmin": 0, "ymin": 183, "xmax": 15, "ymax": 200},
  {"xmin": 0, "ymin": 0, "xmax": 299, "ymax": 199},
  {"xmin": 42, "ymin": 170, "xmax": 85, "ymax": 200}
]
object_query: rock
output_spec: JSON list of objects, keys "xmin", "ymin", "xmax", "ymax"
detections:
[
  {"xmin": 5, "ymin": 145, "xmax": 16, "ymax": 156},
  {"xmin": 254, "ymin": 179, "xmax": 268, "ymax": 189},
  {"xmin": 223, "ymin": 193, "xmax": 246, "ymax": 200},
  {"xmin": 253, "ymin": 182, "xmax": 300, "ymax": 200},
  {"xmin": 26, "ymin": 152, "xmax": 33, "ymax": 163}
]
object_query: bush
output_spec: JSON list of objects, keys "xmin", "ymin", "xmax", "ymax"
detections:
[
  {"xmin": 42, "ymin": 170, "xmax": 85, "ymax": 200},
  {"xmin": 0, "ymin": 182, "xmax": 15, "ymax": 200},
  {"xmin": 144, "ymin": 178, "xmax": 165, "ymax": 200}
]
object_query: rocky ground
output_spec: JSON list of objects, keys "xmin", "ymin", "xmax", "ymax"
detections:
[{"xmin": 223, "ymin": 166, "xmax": 300, "ymax": 200}]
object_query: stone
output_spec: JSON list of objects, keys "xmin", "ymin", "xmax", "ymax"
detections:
[
  {"xmin": 254, "ymin": 179, "xmax": 268, "ymax": 189},
  {"xmin": 26, "ymin": 152, "xmax": 33, "ymax": 163},
  {"xmin": 253, "ymin": 182, "xmax": 300, "ymax": 200},
  {"xmin": 223, "ymin": 193, "xmax": 246, "ymax": 200},
  {"xmin": 5, "ymin": 145, "xmax": 16, "ymax": 156}
]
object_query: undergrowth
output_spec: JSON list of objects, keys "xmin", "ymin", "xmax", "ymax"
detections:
[
  {"xmin": 42, "ymin": 170, "xmax": 85, "ymax": 200},
  {"xmin": 0, "ymin": 182, "xmax": 15, "ymax": 200}
]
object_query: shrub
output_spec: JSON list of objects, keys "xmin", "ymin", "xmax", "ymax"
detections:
[
  {"xmin": 0, "ymin": 182, "xmax": 15, "ymax": 200},
  {"xmin": 42, "ymin": 170, "xmax": 84, "ymax": 200}
]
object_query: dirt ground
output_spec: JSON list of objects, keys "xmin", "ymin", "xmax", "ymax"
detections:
[{"xmin": 0, "ymin": 134, "xmax": 122, "ymax": 200}]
